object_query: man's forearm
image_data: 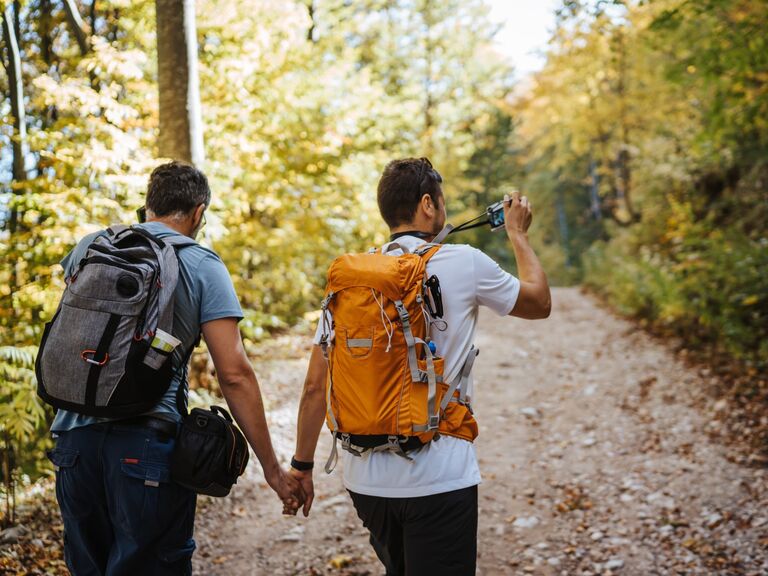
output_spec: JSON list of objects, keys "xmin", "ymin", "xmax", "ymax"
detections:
[
  {"xmin": 510, "ymin": 231, "xmax": 547, "ymax": 286},
  {"xmin": 294, "ymin": 346, "xmax": 328, "ymax": 462},
  {"xmin": 219, "ymin": 375, "xmax": 281, "ymax": 482},
  {"xmin": 508, "ymin": 229, "xmax": 551, "ymax": 319}
]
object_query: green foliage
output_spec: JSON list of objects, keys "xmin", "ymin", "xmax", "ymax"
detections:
[
  {"xmin": 517, "ymin": 0, "xmax": 767, "ymax": 367},
  {"xmin": 0, "ymin": 0, "xmax": 522, "ymax": 481},
  {"xmin": 192, "ymin": 0, "xmax": 518, "ymax": 338},
  {"xmin": 584, "ymin": 188, "xmax": 768, "ymax": 369},
  {"xmin": 0, "ymin": 344, "xmax": 53, "ymax": 524},
  {"xmin": 0, "ymin": 346, "xmax": 45, "ymax": 444}
]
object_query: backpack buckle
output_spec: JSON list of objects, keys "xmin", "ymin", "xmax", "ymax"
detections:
[
  {"xmin": 320, "ymin": 292, "xmax": 335, "ymax": 310},
  {"xmin": 340, "ymin": 433, "xmax": 364, "ymax": 457}
]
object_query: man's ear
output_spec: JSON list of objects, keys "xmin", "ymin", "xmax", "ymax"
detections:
[
  {"xmin": 193, "ymin": 203, "xmax": 205, "ymax": 225},
  {"xmin": 420, "ymin": 193, "xmax": 435, "ymax": 216}
]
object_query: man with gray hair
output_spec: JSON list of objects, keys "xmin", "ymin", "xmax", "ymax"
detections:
[{"xmin": 46, "ymin": 161, "xmax": 301, "ymax": 574}]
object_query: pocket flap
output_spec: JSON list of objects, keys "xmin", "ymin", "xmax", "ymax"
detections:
[
  {"xmin": 120, "ymin": 459, "xmax": 170, "ymax": 484},
  {"xmin": 47, "ymin": 448, "xmax": 79, "ymax": 469}
]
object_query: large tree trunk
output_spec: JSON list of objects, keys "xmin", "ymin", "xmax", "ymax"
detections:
[
  {"xmin": 2, "ymin": 4, "xmax": 27, "ymax": 186},
  {"xmin": 155, "ymin": 0, "xmax": 204, "ymax": 166}
]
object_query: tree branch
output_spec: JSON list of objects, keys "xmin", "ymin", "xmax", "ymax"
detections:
[{"xmin": 62, "ymin": 0, "xmax": 90, "ymax": 55}]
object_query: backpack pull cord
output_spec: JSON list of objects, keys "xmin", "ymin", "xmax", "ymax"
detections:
[
  {"xmin": 440, "ymin": 346, "xmax": 479, "ymax": 415},
  {"xmin": 372, "ymin": 290, "xmax": 394, "ymax": 352},
  {"xmin": 417, "ymin": 294, "xmax": 436, "ymax": 337}
]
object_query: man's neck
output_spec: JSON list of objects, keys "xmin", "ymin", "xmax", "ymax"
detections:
[
  {"xmin": 146, "ymin": 217, "xmax": 191, "ymax": 237},
  {"xmin": 389, "ymin": 225, "xmax": 435, "ymax": 242}
]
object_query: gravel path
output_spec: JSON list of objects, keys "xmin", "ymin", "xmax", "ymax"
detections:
[{"xmin": 192, "ymin": 287, "xmax": 768, "ymax": 576}]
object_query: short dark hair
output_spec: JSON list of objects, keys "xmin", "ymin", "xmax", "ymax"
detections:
[
  {"xmin": 377, "ymin": 157, "xmax": 443, "ymax": 228},
  {"xmin": 145, "ymin": 161, "xmax": 211, "ymax": 217}
]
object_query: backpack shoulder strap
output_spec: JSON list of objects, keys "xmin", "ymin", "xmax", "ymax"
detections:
[
  {"xmin": 383, "ymin": 241, "xmax": 410, "ymax": 254},
  {"xmin": 163, "ymin": 234, "xmax": 198, "ymax": 250},
  {"xmin": 105, "ymin": 224, "xmax": 130, "ymax": 238},
  {"xmin": 413, "ymin": 224, "xmax": 453, "ymax": 256},
  {"xmin": 431, "ymin": 224, "xmax": 453, "ymax": 244}
]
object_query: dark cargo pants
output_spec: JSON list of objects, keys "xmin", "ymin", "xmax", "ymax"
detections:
[
  {"xmin": 349, "ymin": 485, "xmax": 478, "ymax": 576},
  {"xmin": 48, "ymin": 423, "xmax": 196, "ymax": 576}
]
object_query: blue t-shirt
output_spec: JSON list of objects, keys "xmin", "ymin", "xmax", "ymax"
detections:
[{"xmin": 51, "ymin": 222, "xmax": 243, "ymax": 432}]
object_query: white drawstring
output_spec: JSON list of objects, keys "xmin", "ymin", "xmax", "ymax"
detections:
[
  {"xmin": 420, "ymin": 302, "xmax": 433, "ymax": 335},
  {"xmin": 372, "ymin": 289, "xmax": 394, "ymax": 352}
]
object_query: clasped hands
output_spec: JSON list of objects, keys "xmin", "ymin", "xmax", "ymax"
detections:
[{"xmin": 266, "ymin": 465, "xmax": 314, "ymax": 517}]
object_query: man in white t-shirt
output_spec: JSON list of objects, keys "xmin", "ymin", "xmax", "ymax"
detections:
[{"xmin": 288, "ymin": 157, "xmax": 550, "ymax": 575}]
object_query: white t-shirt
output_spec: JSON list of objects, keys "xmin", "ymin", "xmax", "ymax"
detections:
[{"xmin": 315, "ymin": 235, "xmax": 520, "ymax": 497}]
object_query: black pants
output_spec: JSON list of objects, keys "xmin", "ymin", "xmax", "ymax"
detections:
[{"xmin": 349, "ymin": 485, "xmax": 478, "ymax": 576}]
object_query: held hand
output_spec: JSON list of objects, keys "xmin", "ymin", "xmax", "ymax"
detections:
[
  {"xmin": 267, "ymin": 467, "xmax": 305, "ymax": 515},
  {"xmin": 288, "ymin": 467, "xmax": 315, "ymax": 517},
  {"xmin": 503, "ymin": 190, "xmax": 533, "ymax": 238}
]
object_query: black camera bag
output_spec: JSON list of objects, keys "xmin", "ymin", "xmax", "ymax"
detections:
[{"xmin": 170, "ymin": 405, "xmax": 249, "ymax": 497}]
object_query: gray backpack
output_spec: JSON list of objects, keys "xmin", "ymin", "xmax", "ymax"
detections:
[{"xmin": 36, "ymin": 225, "xmax": 196, "ymax": 417}]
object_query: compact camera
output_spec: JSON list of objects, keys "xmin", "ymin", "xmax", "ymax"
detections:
[{"xmin": 486, "ymin": 201, "xmax": 505, "ymax": 231}]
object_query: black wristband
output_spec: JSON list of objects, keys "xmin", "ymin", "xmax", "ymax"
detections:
[{"xmin": 291, "ymin": 456, "xmax": 314, "ymax": 471}]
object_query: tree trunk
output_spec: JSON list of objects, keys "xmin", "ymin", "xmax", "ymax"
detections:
[
  {"xmin": 155, "ymin": 0, "xmax": 204, "ymax": 166},
  {"xmin": 421, "ymin": 0, "xmax": 434, "ymax": 156},
  {"xmin": 589, "ymin": 158, "xmax": 602, "ymax": 221},
  {"xmin": 90, "ymin": 0, "xmax": 98, "ymax": 35},
  {"xmin": 62, "ymin": 0, "xmax": 90, "ymax": 55},
  {"xmin": 2, "ymin": 4, "xmax": 27, "ymax": 186},
  {"xmin": 39, "ymin": 0, "xmax": 55, "ymax": 68},
  {"xmin": 306, "ymin": 0, "xmax": 316, "ymax": 42},
  {"xmin": 613, "ymin": 26, "xmax": 639, "ymax": 224},
  {"xmin": 556, "ymin": 185, "xmax": 572, "ymax": 268}
]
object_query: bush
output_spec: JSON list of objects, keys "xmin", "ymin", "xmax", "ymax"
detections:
[{"xmin": 584, "ymin": 227, "xmax": 768, "ymax": 370}]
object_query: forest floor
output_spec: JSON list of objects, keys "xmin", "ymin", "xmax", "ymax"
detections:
[{"xmin": 2, "ymin": 287, "xmax": 767, "ymax": 575}]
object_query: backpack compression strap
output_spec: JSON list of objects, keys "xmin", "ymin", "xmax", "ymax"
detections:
[{"xmin": 439, "ymin": 345, "xmax": 479, "ymax": 413}]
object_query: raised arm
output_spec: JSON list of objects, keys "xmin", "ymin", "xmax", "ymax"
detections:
[
  {"xmin": 201, "ymin": 317, "xmax": 304, "ymax": 508},
  {"xmin": 504, "ymin": 191, "xmax": 551, "ymax": 320}
]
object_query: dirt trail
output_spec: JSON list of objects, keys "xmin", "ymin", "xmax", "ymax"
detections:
[{"xmin": 193, "ymin": 287, "xmax": 768, "ymax": 576}]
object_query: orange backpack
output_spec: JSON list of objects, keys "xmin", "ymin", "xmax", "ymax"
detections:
[{"xmin": 319, "ymin": 237, "xmax": 479, "ymax": 472}]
